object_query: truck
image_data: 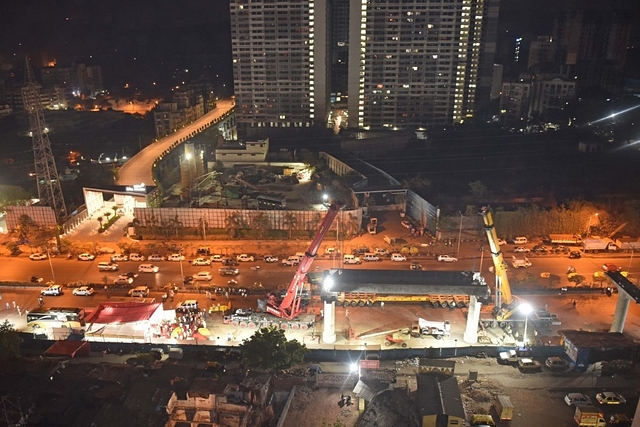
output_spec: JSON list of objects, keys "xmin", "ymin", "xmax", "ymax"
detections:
[
  {"xmin": 615, "ymin": 238, "xmax": 640, "ymax": 252},
  {"xmin": 493, "ymin": 395, "xmax": 514, "ymax": 422},
  {"xmin": 574, "ymin": 405, "xmax": 606, "ymax": 427},
  {"xmin": 412, "ymin": 318, "xmax": 451, "ymax": 339},
  {"xmin": 548, "ymin": 234, "xmax": 583, "ymax": 245},
  {"xmin": 511, "ymin": 255, "xmax": 531, "ymax": 268},
  {"xmin": 582, "ymin": 238, "xmax": 618, "ymax": 253},
  {"xmin": 470, "ymin": 414, "xmax": 496, "ymax": 427},
  {"xmin": 367, "ymin": 217, "xmax": 378, "ymax": 235}
]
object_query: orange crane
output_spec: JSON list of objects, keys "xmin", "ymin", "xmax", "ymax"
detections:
[{"xmin": 266, "ymin": 201, "xmax": 343, "ymax": 319}]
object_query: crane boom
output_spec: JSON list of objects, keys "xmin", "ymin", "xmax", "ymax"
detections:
[
  {"xmin": 480, "ymin": 207, "xmax": 513, "ymax": 307},
  {"xmin": 266, "ymin": 201, "xmax": 343, "ymax": 319}
]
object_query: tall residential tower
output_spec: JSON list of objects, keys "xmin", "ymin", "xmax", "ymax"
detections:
[
  {"xmin": 347, "ymin": 0, "xmax": 499, "ymax": 129},
  {"xmin": 230, "ymin": 0, "xmax": 329, "ymax": 138}
]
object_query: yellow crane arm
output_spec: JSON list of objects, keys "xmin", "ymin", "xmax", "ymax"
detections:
[{"xmin": 480, "ymin": 208, "xmax": 513, "ymax": 306}]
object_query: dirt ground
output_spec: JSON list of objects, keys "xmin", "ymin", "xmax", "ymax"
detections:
[{"xmin": 280, "ymin": 387, "xmax": 361, "ymax": 427}]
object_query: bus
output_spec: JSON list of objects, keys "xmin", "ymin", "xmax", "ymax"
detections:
[
  {"xmin": 256, "ymin": 195, "xmax": 286, "ymax": 209},
  {"xmin": 26, "ymin": 307, "xmax": 86, "ymax": 330}
]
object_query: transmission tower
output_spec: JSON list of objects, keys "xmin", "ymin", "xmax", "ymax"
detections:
[{"xmin": 22, "ymin": 57, "xmax": 67, "ymax": 221}]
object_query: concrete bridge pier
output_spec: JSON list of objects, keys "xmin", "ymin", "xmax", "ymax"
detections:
[
  {"xmin": 322, "ymin": 301, "xmax": 337, "ymax": 344},
  {"xmin": 610, "ymin": 289, "xmax": 631, "ymax": 333},
  {"xmin": 463, "ymin": 296, "xmax": 481, "ymax": 344}
]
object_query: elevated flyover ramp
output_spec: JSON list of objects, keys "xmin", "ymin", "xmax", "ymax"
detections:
[
  {"xmin": 605, "ymin": 271, "xmax": 640, "ymax": 333},
  {"xmin": 117, "ymin": 99, "xmax": 235, "ymax": 186}
]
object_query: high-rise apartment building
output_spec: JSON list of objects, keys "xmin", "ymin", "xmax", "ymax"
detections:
[
  {"xmin": 347, "ymin": 0, "xmax": 499, "ymax": 129},
  {"xmin": 230, "ymin": 0, "xmax": 329, "ymax": 138}
]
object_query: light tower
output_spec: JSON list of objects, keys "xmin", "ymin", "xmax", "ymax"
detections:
[{"xmin": 21, "ymin": 57, "xmax": 67, "ymax": 221}]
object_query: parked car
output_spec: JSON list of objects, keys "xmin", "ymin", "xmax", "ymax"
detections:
[
  {"xmin": 211, "ymin": 255, "xmax": 223, "ymax": 262},
  {"xmin": 29, "ymin": 253, "xmax": 48, "ymax": 261},
  {"xmin": 192, "ymin": 257, "xmax": 212, "ymax": 266},
  {"xmin": 176, "ymin": 300, "xmax": 199, "ymax": 312},
  {"xmin": 114, "ymin": 275, "xmax": 134, "ymax": 285},
  {"xmin": 219, "ymin": 267, "xmax": 239, "ymax": 276},
  {"xmin": 73, "ymin": 286, "xmax": 94, "ymax": 296},
  {"xmin": 596, "ymin": 391, "xmax": 626, "ymax": 405},
  {"xmin": 128, "ymin": 253, "xmax": 145, "ymax": 262},
  {"xmin": 564, "ymin": 393, "xmax": 592, "ymax": 407},
  {"xmin": 148, "ymin": 254, "xmax": 165, "ymax": 262},
  {"xmin": 545, "ymin": 357, "xmax": 569, "ymax": 370},
  {"xmin": 41, "ymin": 285, "xmax": 63, "ymax": 296},
  {"xmin": 264, "ymin": 255, "xmax": 279, "ymax": 263},
  {"xmin": 282, "ymin": 256, "xmax": 301, "ymax": 266},
  {"xmin": 167, "ymin": 254, "xmax": 185, "ymax": 262},
  {"xmin": 513, "ymin": 246, "xmax": 530, "ymax": 253},
  {"xmin": 111, "ymin": 254, "xmax": 128, "ymax": 262},
  {"xmin": 77, "ymin": 253, "xmax": 95, "ymax": 261},
  {"xmin": 193, "ymin": 271, "xmax": 213, "ymax": 281},
  {"xmin": 517, "ymin": 358, "xmax": 542, "ymax": 372},
  {"xmin": 437, "ymin": 255, "xmax": 458, "ymax": 262},
  {"xmin": 391, "ymin": 253, "xmax": 406, "ymax": 262},
  {"xmin": 236, "ymin": 254, "xmax": 255, "ymax": 262},
  {"xmin": 374, "ymin": 248, "xmax": 389, "ymax": 256}
]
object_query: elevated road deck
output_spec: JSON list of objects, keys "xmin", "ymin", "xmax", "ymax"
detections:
[
  {"xmin": 311, "ymin": 269, "xmax": 488, "ymax": 296},
  {"xmin": 117, "ymin": 99, "xmax": 235, "ymax": 186}
]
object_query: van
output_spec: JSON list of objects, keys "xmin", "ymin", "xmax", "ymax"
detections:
[
  {"xmin": 177, "ymin": 300, "xmax": 199, "ymax": 312},
  {"xmin": 343, "ymin": 254, "xmax": 362, "ymax": 264},
  {"xmin": 138, "ymin": 263, "xmax": 159, "ymax": 273},
  {"xmin": 98, "ymin": 261, "xmax": 118, "ymax": 271},
  {"xmin": 128, "ymin": 286, "xmax": 149, "ymax": 297},
  {"xmin": 363, "ymin": 253, "xmax": 380, "ymax": 262},
  {"xmin": 513, "ymin": 236, "xmax": 528, "ymax": 245}
]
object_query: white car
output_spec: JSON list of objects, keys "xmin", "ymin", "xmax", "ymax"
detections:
[
  {"xmin": 148, "ymin": 254, "xmax": 165, "ymax": 262},
  {"xmin": 192, "ymin": 257, "xmax": 211, "ymax": 266},
  {"xmin": 498, "ymin": 238, "xmax": 507, "ymax": 246},
  {"xmin": 236, "ymin": 254, "xmax": 255, "ymax": 262},
  {"xmin": 595, "ymin": 391, "xmax": 626, "ymax": 405},
  {"xmin": 401, "ymin": 220, "xmax": 412, "ymax": 229},
  {"xmin": 111, "ymin": 254, "xmax": 128, "ymax": 262},
  {"xmin": 73, "ymin": 286, "xmax": 94, "ymax": 296},
  {"xmin": 264, "ymin": 255, "xmax": 279, "ymax": 263},
  {"xmin": 564, "ymin": 393, "xmax": 592, "ymax": 406},
  {"xmin": 211, "ymin": 255, "xmax": 223, "ymax": 262},
  {"xmin": 167, "ymin": 253, "xmax": 185, "ymax": 262},
  {"xmin": 114, "ymin": 275, "xmax": 134, "ymax": 285},
  {"xmin": 29, "ymin": 253, "xmax": 48, "ymax": 261},
  {"xmin": 41, "ymin": 285, "xmax": 63, "ymax": 296},
  {"xmin": 513, "ymin": 246, "xmax": 530, "ymax": 253},
  {"xmin": 437, "ymin": 255, "xmax": 458, "ymax": 262},
  {"xmin": 129, "ymin": 253, "xmax": 145, "ymax": 262},
  {"xmin": 390, "ymin": 253, "xmax": 406, "ymax": 262},
  {"xmin": 78, "ymin": 253, "xmax": 95, "ymax": 261},
  {"xmin": 193, "ymin": 271, "xmax": 213, "ymax": 281}
]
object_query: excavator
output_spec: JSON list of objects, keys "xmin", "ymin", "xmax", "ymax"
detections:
[
  {"xmin": 264, "ymin": 201, "xmax": 343, "ymax": 320},
  {"xmin": 480, "ymin": 207, "xmax": 522, "ymax": 323}
]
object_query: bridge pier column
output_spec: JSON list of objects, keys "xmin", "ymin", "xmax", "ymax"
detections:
[
  {"xmin": 610, "ymin": 289, "xmax": 630, "ymax": 333},
  {"xmin": 322, "ymin": 301, "xmax": 337, "ymax": 344},
  {"xmin": 463, "ymin": 296, "xmax": 481, "ymax": 344}
]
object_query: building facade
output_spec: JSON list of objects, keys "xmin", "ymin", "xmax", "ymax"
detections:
[
  {"xmin": 40, "ymin": 63, "xmax": 103, "ymax": 97},
  {"xmin": 230, "ymin": 0, "xmax": 330, "ymax": 137},
  {"xmin": 347, "ymin": 0, "xmax": 499, "ymax": 130}
]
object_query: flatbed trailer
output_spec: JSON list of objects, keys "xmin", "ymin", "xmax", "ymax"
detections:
[{"xmin": 223, "ymin": 313, "xmax": 316, "ymax": 330}]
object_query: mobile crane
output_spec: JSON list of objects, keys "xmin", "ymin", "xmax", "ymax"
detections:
[
  {"xmin": 264, "ymin": 201, "xmax": 343, "ymax": 320},
  {"xmin": 480, "ymin": 207, "xmax": 522, "ymax": 324}
]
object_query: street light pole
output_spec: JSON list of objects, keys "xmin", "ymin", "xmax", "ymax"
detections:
[{"xmin": 456, "ymin": 212, "xmax": 463, "ymax": 258}]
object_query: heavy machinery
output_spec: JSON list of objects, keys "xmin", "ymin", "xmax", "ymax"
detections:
[
  {"xmin": 263, "ymin": 201, "xmax": 343, "ymax": 319},
  {"xmin": 480, "ymin": 207, "xmax": 528, "ymax": 328},
  {"xmin": 412, "ymin": 318, "xmax": 451, "ymax": 339}
]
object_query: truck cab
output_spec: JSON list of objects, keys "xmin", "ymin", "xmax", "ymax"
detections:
[{"xmin": 470, "ymin": 414, "xmax": 496, "ymax": 427}]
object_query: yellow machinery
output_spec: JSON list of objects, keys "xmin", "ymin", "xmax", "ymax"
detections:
[{"xmin": 480, "ymin": 207, "xmax": 519, "ymax": 321}]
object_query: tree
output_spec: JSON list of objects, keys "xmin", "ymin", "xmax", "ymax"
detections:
[
  {"xmin": 225, "ymin": 212, "xmax": 243, "ymax": 238},
  {"xmin": 252, "ymin": 212, "xmax": 271, "ymax": 239},
  {"xmin": 0, "ymin": 320, "xmax": 22, "ymax": 360},
  {"xmin": 283, "ymin": 212, "xmax": 298, "ymax": 239},
  {"xmin": 239, "ymin": 326, "xmax": 307, "ymax": 372},
  {"xmin": 15, "ymin": 214, "xmax": 37, "ymax": 242},
  {"xmin": 568, "ymin": 274, "xmax": 586, "ymax": 287}
]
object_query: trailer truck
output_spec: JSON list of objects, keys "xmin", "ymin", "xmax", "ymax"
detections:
[
  {"xmin": 615, "ymin": 238, "xmax": 640, "ymax": 253},
  {"xmin": 548, "ymin": 234, "xmax": 583, "ymax": 245},
  {"xmin": 573, "ymin": 405, "xmax": 606, "ymax": 427},
  {"xmin": 493, "ymin": 395, "xmax": 514, "ymax": 422},
  {"xmin": 582, "ymin": 238, "xmax": 618, "ymax": 253}
]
